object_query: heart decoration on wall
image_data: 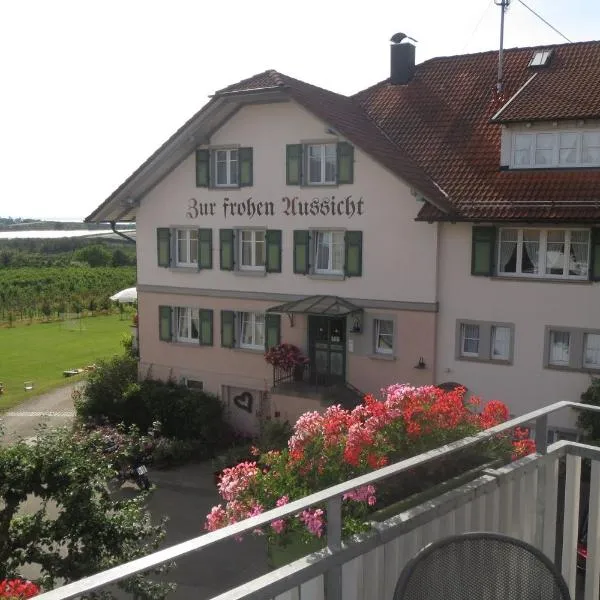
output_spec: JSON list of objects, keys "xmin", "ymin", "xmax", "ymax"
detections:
[{"xmin": 233, "ymin": 391, "xmax": 253, "ymax": 413}]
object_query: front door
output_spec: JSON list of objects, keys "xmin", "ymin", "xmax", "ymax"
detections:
[{"xmin": 308, "ymin": 316, "xmax": 346, "ymax": 385}]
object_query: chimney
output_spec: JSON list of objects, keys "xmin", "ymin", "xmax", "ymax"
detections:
[{"xmin": 390, "ymin": 35, "xmax": 416, "ymax": 85}]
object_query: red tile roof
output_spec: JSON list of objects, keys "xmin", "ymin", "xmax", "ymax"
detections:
[
  {"xmin": 492, "ymin": 42, "xmax": 600, "ymax": 123},
  {"xmin": 356, "ymin": 40, "xmax": 600, "ymax": 221},
  {"xmin": 215, "ymin": 70, "xmax": 454, "ymax": 214}
]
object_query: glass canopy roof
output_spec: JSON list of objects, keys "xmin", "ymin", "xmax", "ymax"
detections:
[{"xmin": 266, "ymin": 295, "xmax": 363, "ymax": 316}]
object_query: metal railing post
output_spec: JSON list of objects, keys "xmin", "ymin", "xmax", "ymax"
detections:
[
  {"xmin": 585, "ymin": 460, "xmax": 600, "ymax": 600},
  {"xmin": 562, "ymin": 453, "xmax": 582, "ymax": 598},
  {"xmin": 534, "ymin": 415, "xmax": 548, "ymax": 455},
  {"xmin": 326, "ymin": 496, "xmax": 343, "ymax": 600}
]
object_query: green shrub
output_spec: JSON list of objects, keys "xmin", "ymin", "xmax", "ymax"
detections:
[
  {"xmin": 74, "ymin": 354, "xmax": 138, "ymax": 423},
  {"xmin": 578, "ymin": 378, "xmax": 600, "ymax": 441},
  {"xmin": 125, "ymin": 380, "xmax": 227, "ymax": 443},
  {"xmin": 76, "ymin": 360, "xmax": 228, "ymax": 448},
  {"xmin": 258, "ymin": 419, "xmax": 292, "ymax": 452}
]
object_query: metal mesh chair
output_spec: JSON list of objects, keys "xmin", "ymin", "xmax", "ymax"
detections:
[{"xmin": 393, "ymin": 532, "xmax": 571, "ymax": 600}]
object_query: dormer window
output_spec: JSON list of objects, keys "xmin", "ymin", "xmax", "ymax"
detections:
[
  {"xmin": 529, "ymin": 49, "xmax": 553, "ymax": 67},
  {"xmin": 510, "ymin": 130, "xmax": 600, "ymax": 168}
]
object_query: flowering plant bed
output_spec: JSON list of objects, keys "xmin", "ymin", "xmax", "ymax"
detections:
[
  {"xmin": 264, "ymin": 343, "xmax": 309, "ymax": 371},
  {"xmin": 0, "ymin": 579, "xmax": 40, "ymax": 600},
  {"xmin": 205, "ymin": 385, "xmax": 536, "ymax": 550}
]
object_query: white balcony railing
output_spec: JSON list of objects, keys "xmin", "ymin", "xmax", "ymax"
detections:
[{"xmin": 33, "ymin": 401, "xmax": 600, "ymax": 600}]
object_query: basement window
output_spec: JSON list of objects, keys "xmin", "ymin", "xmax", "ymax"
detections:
[{"xmin": 529, "ymin": 49, "xmax": 553, "ymax": 67}]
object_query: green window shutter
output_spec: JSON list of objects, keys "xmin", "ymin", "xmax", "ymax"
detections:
[
  {"xmin": 221, "ymin": 310, "xmax": 235, "ymax": 348},
  {"xmin": 471, "ymin": 226, "xmax": 496, "ymax": 276},
  {"xmin": 239, "ymin": 147, "xmax": 253, "ymax": 187},
  {"xmin": 199, "ymin": 309, "xmax": 213, "ymax": 346},
  {"xmin": 219, "ymin": 229, "xmax": 235, "ymax": 270},
  {"xmin": 286, "ymin": 144, "xmax": 303, "ymax": 185},
  {"xmin": 159, "ymin": 306, "xmax": 172, "ymax": 341},
  {"xmin": 198, "ymin": 228, "xmax": 213, "ymax": 270},
  {"xmin": 195, "ymin": 149, "xmax": 210, "ymax": 187},
  {"xmin": 266, "ymin": 230, "xmax": 282, "ymax": 273},
  {"xmin": 293, "ymin": 230, "xmax": 310, "ymax": 274},
  {"xmin": 337, "ymin": 142, "xmax": 354, "ymax": 184},
  {"xmin": 157, "ymin": 228, "xmax": 171, "ymax": 267},
  {"xmin": 590, "ymin": 228, "xmax": 600, "ymax": 281},
  {"xmin": 344, "ymin": 231, "xmax": 363, "ymax": 277},
  {"xmin": 265, "ymin": 314, "xmax": 281, "ymax": 351}
]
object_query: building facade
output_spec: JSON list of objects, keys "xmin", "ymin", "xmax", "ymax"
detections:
[{"xmin": 88, "ymin": 38, "xmax": 600, "ymax": 435}]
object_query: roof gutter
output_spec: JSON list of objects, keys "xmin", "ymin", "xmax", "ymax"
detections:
[{"xmin": 110, "ymin": 221, "xmax": 136, "ymax": 244}]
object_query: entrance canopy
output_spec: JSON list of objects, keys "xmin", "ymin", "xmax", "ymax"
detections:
[{"xmin": 267, "ymin": 295, "xmax": 362, "ymax": 317}]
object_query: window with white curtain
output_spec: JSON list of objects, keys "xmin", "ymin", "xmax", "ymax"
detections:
[
  {"xmin": 511, "ymin": 130, "xmax": 600, "ymax": 168},
  {"xmin": 548, "ymin": 330, "xmax": 571, "ymax": 366},
  {"xmin": 491, "ymin": 326, "xmax": 511, "ymax": 360},
  {"xmin": 239, "ymin": 229, "xmax": 266, "ymax": 270},
  {"xmin": 215, "ymin": 149, "xmax": 238, "ymax": 186},
  {"xmin": 498, "ymin": 228, "xmax": 590, "ymax": 279},
  {"xmin": 239, "ymin": 312, "xmax": 265, "ymax": 349},
  {"xmin": 584, "ymin": 333, "xmax": 600, "ymax": 369},
  {"xmin": 176, "ymin": 307, "xmax": 199, "ymax": 342},
  {"xmin": 460, "ymin": 324, "xmax": 480, "ymax": 357},
  {"xmin": 307, "ymin": 143, "xmax": 337, "ymax": 184},
  {"xmin": 374, "ymin": 319, "xmax": 394, "ymax": 355},
  {"xmin": 546, "ymin": 327, "xmax": 600, "ymax": 372},
  {"xmin": 176, "ymin": 229, "xmax": 198, "ymax": 266},
  {"xmin": 457, "ymin": 320, "xmax": 514, "ymax": 364},
  {"xmin": 315, "ymin": 231, "xmax": 345, "ymax": 274}
]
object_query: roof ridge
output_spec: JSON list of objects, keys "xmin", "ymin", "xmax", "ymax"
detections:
[{"xmin": 418, "ymin": 38, "xmax": 600, "ymax": 66}]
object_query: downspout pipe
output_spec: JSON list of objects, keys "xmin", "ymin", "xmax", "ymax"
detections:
[{"xmin": 110, "ymin": 221, "xmax": 136, "ymax": 244}]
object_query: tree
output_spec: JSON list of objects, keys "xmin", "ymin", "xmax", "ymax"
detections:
[
  {"xmin": 41, "ymin": 300, "xmax": 52, "ymax": 321},
  {"xmin": 111, "ymin": 248, "xmax": 131, "ymax": 267},
  {"xmin": 74, "ymin": 245, "xmax": 112, "ymax": 267},
  {"xmin": 578, "ymin": 378, "xmax": 600, "ymax": 441},
  {"xmin": 0, "ymin": 426, "xmax": 171, "ymax": 599}
]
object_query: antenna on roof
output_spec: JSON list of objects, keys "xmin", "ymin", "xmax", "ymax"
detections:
[{"xmin": 494, "ymin": 0, "xmax": 511, "ymax": 94}]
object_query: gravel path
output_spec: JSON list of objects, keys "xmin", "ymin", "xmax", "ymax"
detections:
[{"xmin": 0, "ymin": 383, "xmax": 79, "ymax": 444}]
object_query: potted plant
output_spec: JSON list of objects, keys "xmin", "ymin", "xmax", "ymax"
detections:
[
  {"xmin": 204, "ymin": 385, "xmax": 536, "ymax": 567},
  {"xmin": 264, "ymin": 343, "xmax": 309, "ymax": 381}
]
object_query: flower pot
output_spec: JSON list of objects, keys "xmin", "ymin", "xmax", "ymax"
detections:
[{"xmin": 293, "ymin": 365, "xmax": 304, "ymax": 382}]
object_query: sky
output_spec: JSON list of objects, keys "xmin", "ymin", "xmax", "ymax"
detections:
[{"xmin": 1, "ymin": 0, "xmax": 599, "ymax": 222}]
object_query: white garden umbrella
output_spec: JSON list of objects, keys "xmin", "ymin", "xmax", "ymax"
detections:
[{"xmin": 110, "ymin": 287, "xmax": 137, "ymax": 303}]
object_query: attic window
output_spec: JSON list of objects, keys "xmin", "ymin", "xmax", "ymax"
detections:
[{"xmin": 529, "ymin": 49, "xmax": 553, "ymax": 67}]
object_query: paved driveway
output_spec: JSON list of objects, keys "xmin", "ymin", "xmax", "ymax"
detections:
[
  {"xmin": 148, "ymin": 463, "xmax": 269, "ymax": 599},
  {"xmin": 0, "ymin": 383, "xmax": 79, "ymax": 444}
]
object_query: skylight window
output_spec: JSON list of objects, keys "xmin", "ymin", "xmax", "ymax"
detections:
[{"xmin": 529, "ymin": 49, "xmax": 553, "ymax": 67}]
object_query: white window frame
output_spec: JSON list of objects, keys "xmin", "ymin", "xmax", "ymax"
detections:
[
  {"xmin": 456, "ymin": 320, "xmax": 514, "ymax": 364},
  {"xmin": 175, "ymin": 307, "xmax": 200, "ymax": 343},
  {"xmin": 548, "ymin": 330, "xmax": 571, "ymax": 367},
  {"xmin": 459, "ymin": 323, "xmax": 481, "ymax": 358},
  {"xmin": 175, "ymin": 229, "xmax": 198, "ymax": 267},
  {"xmin": 584, "ymin": 333, "xmax": 600, "ymax": 369},
  {"xmin": 374, "ymin": 319, "xmax": 394, "ymax": 355},
  {"xmin": 215, "ymin": 149, "xmax": 239, "ymax": 187},
  {"xmin": 510, "ymin": 130, "xmax": 600, "ymax": 169},
  {"xmin": 306, "ymin": 143, "xmax": 337, "ymax": 185},
  {"xmin": 491, "ymin": 325, "xmax": 511, "ymax": 361},
  {"xmin": 314, "ymin": 230, "xmax": 345, "ymax": 275},
  {"xmin": 497, "ymin": 228, "xmax": 590, "ymax": 280},
  {"xmin": 239, "ymin": 229, "xmax": 266, "ymax": 271},
  {"xmin": 238, "ymin": 312, "xmax": 265, "ymax": 350},
  {"xmin": 544, "ymin": 326, "xmax": 600, "ymax": 372}
]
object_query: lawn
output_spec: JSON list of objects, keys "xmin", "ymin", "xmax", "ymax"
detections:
[{"xmin": 0, "ymin": 314, "xmax": 133, "ymax": 411}]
